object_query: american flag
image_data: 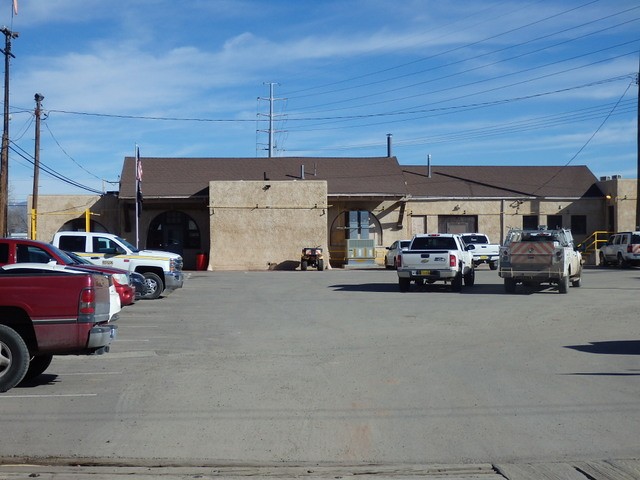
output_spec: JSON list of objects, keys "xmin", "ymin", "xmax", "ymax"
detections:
[{"xmin": 136, "ymin": 147, "xmax": 143, "ymax": 216}]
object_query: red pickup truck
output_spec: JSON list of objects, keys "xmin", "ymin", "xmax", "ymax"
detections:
[
  {"xmin": 0, "ymin": 266, "xmax": 116, "ymax": 393},
  {"xmin": 0, "ymin": 238, "xmax": 136, "ymax": 306}
]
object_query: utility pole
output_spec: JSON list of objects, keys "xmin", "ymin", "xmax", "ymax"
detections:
[
  {"xmin": 31, "ymin": 93, "xmax": 44, "ymax": 240},
  {"xmin": 257, "ymin": 82, "xmax": 286, "ymax": 158},
  {"xmin": 0, "ymin": 26, "xmax": 18, "ymax": 237},
  {"xmin": 636, "ymin": 59, "xmax": 640, "ymax": 230}
]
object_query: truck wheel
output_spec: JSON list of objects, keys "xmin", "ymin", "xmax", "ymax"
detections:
[
  {"xmin": 317, "ymin": 259, "xmax": 324, "ymax": 271},
  {"xmin": 489, "ymin": 262, "xmax": 498, "ymax": 270},
  {"xmin": 398, "ymin": 278, "xmax": 410, "ymax": 292},
  {"xmin": 504, "ymin": 278, "xmax": 516, "ymax": 293},
  {"xmin": 558, "ymin": 275, "xmax": 569, "ymax": 294},
  {"xmin": 464, "ymin": 268, "xmax": 475, "ymax": 286},
  {"xmin": 571, "ymin": 276, "xmax": 582, "ymax": 288},
  {"xmin": 0, "ymin": 325, "xmax": 30, "ymax": 393},
  {"xmin": 142, "ymin": 272, "xmax": 163, "ymax": 300},
  {"xmin": 300, "ymin": 260, "xmax": 308, "ymax": 271},
  {"xmin": 22, "ymin": 354, "xmax": 54, "ymax": 382},
  {"xmin": 616, "ymin": 254, "xmax": 627, "ymax": 269},
  {"xmin": 451, "ymin": 273, "xmax": 463, "ymax": 292}
]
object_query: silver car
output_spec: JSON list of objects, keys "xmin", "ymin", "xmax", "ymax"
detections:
[{"xmin": 385, "ymin": 240, "xmax": 411, "ymax": 269}]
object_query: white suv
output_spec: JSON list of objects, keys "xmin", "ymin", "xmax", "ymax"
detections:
[{"xmin": 599, "ymin": 231, "xmax": 640, "ymax": 267}]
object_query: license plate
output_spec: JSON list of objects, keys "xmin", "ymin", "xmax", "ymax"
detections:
[
  {"xmin": 419, "ymin": 270, "xmax": 431, "ymax": 275},
  {"xmin": 480, "ymin": 255, "xmax": 488, "ymax": 259}
]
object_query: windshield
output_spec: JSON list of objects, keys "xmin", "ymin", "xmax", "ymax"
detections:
[
  {"xmin": 45, "ymin": 244, "xmax": 77, "ymax": 265},
  {"xmin": 116, "ymin": 236, "xmax": 139, "ymax": 253},
  {"xmin": 64, "ymin": 250, "xmax": 91, "ymax": 264}
]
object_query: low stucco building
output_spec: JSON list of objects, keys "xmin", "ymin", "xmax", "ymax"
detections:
[{"xmin": 28, "ymin": 156, "xmax": 637, "ymax": 270}]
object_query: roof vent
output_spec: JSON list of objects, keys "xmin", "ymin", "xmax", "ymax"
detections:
[{"xmin": 612, "ymin": 174, "xmax": 622, "ymax": 179}]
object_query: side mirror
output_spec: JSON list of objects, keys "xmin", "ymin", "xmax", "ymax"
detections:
[{"xmin": 466, "ymin": 244, "xmax": 475, "ymax": 251}]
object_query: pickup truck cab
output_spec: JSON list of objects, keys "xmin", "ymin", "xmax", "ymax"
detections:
[
  {"xmin": 397, "ymin": 233, "xmax": 475, "ymax": 292},
  {"xmin": 0, "ymin": 265, "xmax": 116, "ymax": 392},
  {"xmin": 460, "ymin": 233, "xmax": 500, "ymax": 270},
  {"xmin": 599, "ymin": 231, "xmax": 640, "ymax": 268},
  {"xmin": 0, "ymin": 237, "xmax": 135, "ymax": 307},
  {"xmin": 52, "ymin": 231, "xmax": 184, "ymax": 300}
]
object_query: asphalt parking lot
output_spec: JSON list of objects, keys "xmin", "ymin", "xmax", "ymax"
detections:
[{"xmin": 1, "ymin": 266, "xmax": 639, "ymax": 479}]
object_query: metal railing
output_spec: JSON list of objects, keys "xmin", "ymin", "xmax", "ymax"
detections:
[{"xmin": 577, "ymin": 230, "xmax": 611, "ymax": 257}]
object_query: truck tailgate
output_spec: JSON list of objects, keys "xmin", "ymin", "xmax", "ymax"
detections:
[
  {"xmin": 402, "ymin": 251, "xmax": 451, "ymax": 270},
  {"xmin": 508, "ymin": 241, "xmax": 555, "ymax": 269}
]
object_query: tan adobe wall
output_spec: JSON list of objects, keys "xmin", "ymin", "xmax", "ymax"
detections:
[
  {"xmin": 209, "ymin": 180, "xmax": 328, "ymax": 270},
  {"xmin": 406, "ymin": 197, "xmax": 604, "ymax": 245},
  {"xmin": 598, "ymin": 178, "xmax": 638, "ymax": 232},
  {"xmin": 27, "ymin": 194, "xmax": 118, "ymax": 242}
]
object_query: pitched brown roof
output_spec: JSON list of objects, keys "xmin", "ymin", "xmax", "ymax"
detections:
[
  {"xmin": 118, "ymin": 157, "xmax": 603, "ymax": 201},
  {"xmin": 119, "ymin": 157, "xmax": 408, "ymax": 199},
  {"xmin": 402, "ymin": 165, "xmax": 603, "ymax": 198}
]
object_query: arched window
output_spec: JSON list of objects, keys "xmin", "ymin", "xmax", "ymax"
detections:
[{"xmin": 147, "ymin": 211, "xmax": 201, "ymax": 254}]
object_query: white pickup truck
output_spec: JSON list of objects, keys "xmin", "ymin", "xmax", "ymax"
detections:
[
  {"xmin": 51, "ymin": 231, "xmax": 184, "ymax": 300},
  {"xmin": 397, "ymin": 233, "xmax": 475, "ymax": 292},
  {"xmin": 498, "ymin": 227, "xmax": 582, "ymax": 294},
  {"xmin": 460, "ymin": 233, "xmax": 500, "ymax": 270}
]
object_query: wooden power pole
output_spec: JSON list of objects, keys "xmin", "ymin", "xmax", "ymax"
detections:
[
  {"xmin": 31, "ymin": 93, "xmax": 44, "ymax": 239},
  {"xmin": 0, "ymin": 26, "xmax": 18, "ymax": 237}
]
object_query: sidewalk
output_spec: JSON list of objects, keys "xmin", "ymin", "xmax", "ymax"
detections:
[{"xmin": 1, "ymin": 458, "xmax": 639, "ymax": 479}]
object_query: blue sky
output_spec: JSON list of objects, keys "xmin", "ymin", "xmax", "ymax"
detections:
[{"xmin": 4, "ymin": 0, "xmax": 639, "ymax": 202}]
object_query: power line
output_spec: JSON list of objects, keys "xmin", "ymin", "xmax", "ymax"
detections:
[{"xmin": 9, "ymin": 142, "xmax": 103, "ymax": 195}]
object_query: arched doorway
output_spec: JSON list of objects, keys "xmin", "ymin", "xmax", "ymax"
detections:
[
  {"xmin": 147, "ymin": 211, "xmax": 201, "ymax": 258},
  {"xmin": 59, "ymin": 218, "xmax": 109, "ymax": 233},
  {"xmin": 329, "ymin": 210, "xmax": 382, "ymax": 265}
]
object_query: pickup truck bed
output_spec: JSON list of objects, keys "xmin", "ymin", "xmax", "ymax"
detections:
[{"xmin": 0, "ymin": 268, "xmax": 116, "ymax": 392}]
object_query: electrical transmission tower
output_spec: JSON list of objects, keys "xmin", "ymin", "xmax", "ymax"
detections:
[{"xmin": 257, "ymin": 82, "xmax": 286, "ymax": 158}]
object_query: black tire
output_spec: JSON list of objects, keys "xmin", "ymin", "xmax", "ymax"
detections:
[
  {"xmin": 22, "ymin": 354, "xmax": 54, "ymax": 382},
  {"xmin": 489, "ymin": 262, "xmax": 498, "ymax": 270},
  {"xmin": 504, "ymin": 278, "xmax": 516, "ymax": 293},
  {"xmin": 464, "ymin": 268, "xmax": 475, "ymax": 287},
  {"xmin": 558, "ymin": 274, "xmax": 569, "ymax": 294},
  {"xmin": 571, "ymin": 276, "xmax": 582, "ymax": 288},
  {"xmin": 0, "ymin": 325, "xmax": 30, "ymax": 393},
  {"xmin": 317, "ymin": 259, "xmax": 324, "ymax": 271},
  {"xmin": 451, "ymin": 272, "xmax": 463, "ymax": 292},
  {"xmin": 300, "ymin": 260, "xmax": 308, "ymax": 271},
  {"xmin": 142, "ymin": 272, "xmax": 163, "ymax": 300},
  {"xmin": 398, "ymin": 277, "xmax": 410, "ymax": 292},
  {"xmin": 617, "ymin": 254, "xmax": 627, "ymax": 269}
]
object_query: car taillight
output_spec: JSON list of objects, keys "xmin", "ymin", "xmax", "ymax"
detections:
[
  {"xmin": 449, "ymin": 254, "xmax": 457, "ymax": 267},
  {"xmin": 628, "ymin": 245, "xmax": 633, "ymax": 253},
  {"xmin": 397, "ymin": 254, "xmax": 402, "ymax": 267},
  {"xmin": 79, "ymin": 287, "xmax": 96, "ymax": 315}
]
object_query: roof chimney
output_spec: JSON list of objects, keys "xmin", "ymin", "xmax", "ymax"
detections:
[
  {"xmin": 427, "ymin": 154, "xmax": 432, "ymax": 178},
  {"xmin": 301, "ymin": 164, "xmax": 305, "ymax": 180},
  {"xmin": 386, "ymin": 133, "xmax": 392, "ymax": 157}
]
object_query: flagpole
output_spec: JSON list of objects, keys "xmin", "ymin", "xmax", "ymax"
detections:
[{"xmin": 135, "ymin": 144, "xmax": 139, "ymax": 249}]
